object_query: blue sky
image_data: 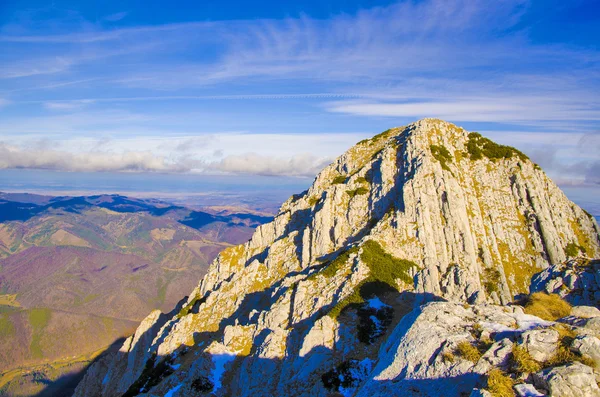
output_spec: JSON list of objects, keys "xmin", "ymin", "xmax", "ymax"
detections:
[{"xmin": 0, "ymin": 0, "xmax": 599, "ymax": 188}]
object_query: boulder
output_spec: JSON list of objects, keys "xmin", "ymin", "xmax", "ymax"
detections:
[
  {"xmin": 519, "ymin": 329, "xmax": 559, "ymax": 362},
  {"xmin": 571, "ymin": 335, "xmax": 600, "ymax": 368},
  {"xmin": 571, "ymin": 305, "xmax": 600, "ymax": 319},
  {"xmin": 533, "ymin": 362, "xmax": 600, "ymax": 397}
]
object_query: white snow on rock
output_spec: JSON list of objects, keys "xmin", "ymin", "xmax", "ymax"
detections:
[{"xmin": 164, "ymin": 383, "xmax": 182, "ymax": 397}]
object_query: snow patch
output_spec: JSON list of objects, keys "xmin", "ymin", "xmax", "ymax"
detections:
[
  {"xmin": 514, "ymin": 383, "xmax": 545, "ymax": 397},
  {"xmin": 481, "ymin": 321, "xmax": 513, "ymax": 333},
  {"xmin": 514, "ymin": 312, "xmax": 553, "ymax": 331},
  {"xmin": 164, "ymin": 383, "xmax": 182, "ymax": 397},
  {"xmin": 367, "ymin": 297, "xmax": 390, "ymax": 310},
  {"xmin": 211, "ymin": 353, "xmax": 237, "ymax": 392},
  {"xmin": 338, "ymin": 358, "xmax": 373, "ymax": 397}
]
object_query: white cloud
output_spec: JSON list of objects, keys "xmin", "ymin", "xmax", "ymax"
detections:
[
  {"xmin": 0, "ymin": 142, "xmax": 194, "ymax": 173},
  {"xmin": 207, "ymin": 153, "xmax": 332, "ymax": 177}
]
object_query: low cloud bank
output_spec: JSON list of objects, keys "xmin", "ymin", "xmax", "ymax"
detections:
[
  {"xmin": 0, "ymin": 143, "xmax": 192, "ymax": 173},
  {"xmin": 0, "ymin": 143, "xmax": 330, "ymax": 177},
  {"xmin": 208, "ymin": 153, "xmax": 332, "ymax": 177}
]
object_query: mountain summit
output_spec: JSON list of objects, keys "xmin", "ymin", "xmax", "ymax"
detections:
[{"xmin": 75, "ymin": 119, "xmax": 600, "ymax": 396}]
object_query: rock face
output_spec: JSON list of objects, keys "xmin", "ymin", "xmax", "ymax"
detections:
[{"xmin": 74, "ymin": 119, "xmax": 600, "ymax": 397}]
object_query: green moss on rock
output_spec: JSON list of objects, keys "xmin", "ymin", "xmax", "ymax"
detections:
[
  {"xmin": 346, "ymin": 187, "xmax": 369, "ymax": 198},
  {"xmin": 467, "ymin": 132, "xmax": 529, "ymax": 162},
  {"xmin": 430, "ymin": 144, "xmax": 453, "ymax": 172}
]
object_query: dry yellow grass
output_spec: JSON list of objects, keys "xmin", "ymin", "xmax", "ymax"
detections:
[
  {"xmin": 523, "ymin": 293, "xmax": 571, "ymax": 321},
  {"xmin": 546, "ymin": 324, "xmax": 596, "ymax": 368},
  {"xmin": 511, "ymin": 345, "xmax": 541, "ymax": 373},
  {"xmin": 486, "ymin": 369, "xmax": 515, "ymax": 397},
  {"xmin": 456, "ymin": 341, "xmax": 482, "ymax": 363}
]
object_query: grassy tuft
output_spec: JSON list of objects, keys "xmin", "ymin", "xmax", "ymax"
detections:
[
  {"xmin": 486, "ymin": 369, "xmax": 515, "ymax": 397},
  {"xmin": 523, "ymin": 293, "xmax": 571, "ymax": 321},
  {"xmin": 565, "ymin": 242, "xmax": 586, "ymax": 258},
  {"xmin": 308, "ymin": 196, "xmax": 320, "ymax": 207},
  {"xmin": 511, "ymin": 345, "xmax": 541, "ymax": 373},
  {"xmin": 346, "ymin": 187, "xmax": 369, "ymax": 198},
  {"xmin": 456, "ymin": 341, "xmax": 482, "ymax": 363},
  {"xmin": 332, "ymin": 175, "xmax": 347, "ymax": 184},
  {"xmin": 546, "ymin": 324, "xmax": 596, "ymax": 368},
  {"xmin": 442, "ymin": 351, "xmax": 455, "ymax": 363}
]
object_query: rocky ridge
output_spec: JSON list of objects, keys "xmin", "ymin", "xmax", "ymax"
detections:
[{"xmin": 74, "ymin": 119, "xmax": 600, "ymax": 397}]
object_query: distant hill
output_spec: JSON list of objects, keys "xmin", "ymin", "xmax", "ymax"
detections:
[{"xmin": 0, "ymin": 193, "xmax": 272, "ymax": 396}]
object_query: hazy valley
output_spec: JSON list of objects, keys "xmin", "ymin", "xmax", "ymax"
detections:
[{"xmin": 0, "ymin": 193, "xmax": 271, "ymax": 396}]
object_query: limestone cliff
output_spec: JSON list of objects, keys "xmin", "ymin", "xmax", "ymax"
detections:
[{"xmin": 74, "ymin": 119, "xmax": 600, "ymax": 397}]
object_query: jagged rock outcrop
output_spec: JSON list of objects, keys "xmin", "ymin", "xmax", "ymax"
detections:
[
  {"xmin": 531, "ymin": 259, "xmax": 600, "ymax": 306},
  {"xmin": 74, "ymin": 119, "xmax": 600, "ymax": 397}
]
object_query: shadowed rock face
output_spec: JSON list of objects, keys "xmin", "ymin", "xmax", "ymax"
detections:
[{"xmin": 74, "ymin": 119, "xmax": 600, "ymax": 397}]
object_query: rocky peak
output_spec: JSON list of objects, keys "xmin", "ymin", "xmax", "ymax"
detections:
[{"xmin": 74, "ymin": 119, "xmax": 600, "ymax": 397}]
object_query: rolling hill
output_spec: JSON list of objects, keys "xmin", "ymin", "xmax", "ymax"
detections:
[{"xmin": 0, "ymin": 193, "xmax": 271, "ymax": 396}]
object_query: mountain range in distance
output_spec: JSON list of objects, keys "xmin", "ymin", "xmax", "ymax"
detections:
[{"xmin": 0, "ymin": 193, "xmax": 272, "ymax": 396}]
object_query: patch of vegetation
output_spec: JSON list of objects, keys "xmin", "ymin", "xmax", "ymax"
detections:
[
  {"xmin": 0, "ymin": 314, "xmax": 15, "ymax": 337},
  {"xmin": 486, "ymin": 369, "xmax": 515, "ymax": 397},
  {"xmin": 511, "ymin": 345, "xmax": 541, "ymax": 373},
  {"xmin": 176, "ymin": 294, "xmax": 207, "ymax": 319},
  {"xmin": 456, "ymin": 341, "xmax": 482, "ymax": 362},
  {"xmin": 430, "ymin": 144, "xmax": 453, "ymax": 172},
  {"xmin": 28, "ymin": 308, "xmax": 51, "ymax": 359},
  {"xmin": 568, "ymin": 218, "xmax": 595, "ymax": 256},
  {"xmin": 346, "ymin": 187, "xmax": 369, "ymax": 198},
  {"xmin": 483, "ymin": 267, "xmax": 502, "ymax": 295},
  {"xmin": 370, "ymin": 148, "xmax": 384, "ymax": 161},
  {"xmin": 321, "ymin": 360, "xmax": 368, "ymax": 392},
  {"xmin": 308, "ymin": 196, "xmax": 320, "ymax": 207},
  {"xmin": 522, "ymin": 293, "xmax": 571, "ymax": 321},
  {"xmin": 332, "ymin": 175, "xmax": 347, "ymax": 184},
  {"xmin": 442, "ymin": 350, "xmax": 455, "ymax": 363},
  {"xmin": 466, "ymin": 132, "xmax": 529, "ymax": 162},
  {"xmin": 191, "ymin": 376, "xmax": 214, "ymax": 392},
  {"xmin": 565, "ymin": 242, "xmax": 586, "ymax": 258},
  {"xmin": 546, "ymin": 324, "xmax": 595, "ymax": 368},
  {"xmin": 319, "ymin": 247, "xmax": 360, "ymax": 279},
  {"xmin": 356, "ymin": 176, "xmax": 368, "ymax": 184},
  {"xmin": 123, "ymin": 353, "xmax": 174, "ymax": 397},
  {"xmin": 326, "ymin": 241, "xmax": 417, "ymax": 320},
  {"xmin": 360, "ymin": 240, "xmax": 415, "ymax": 286}
]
